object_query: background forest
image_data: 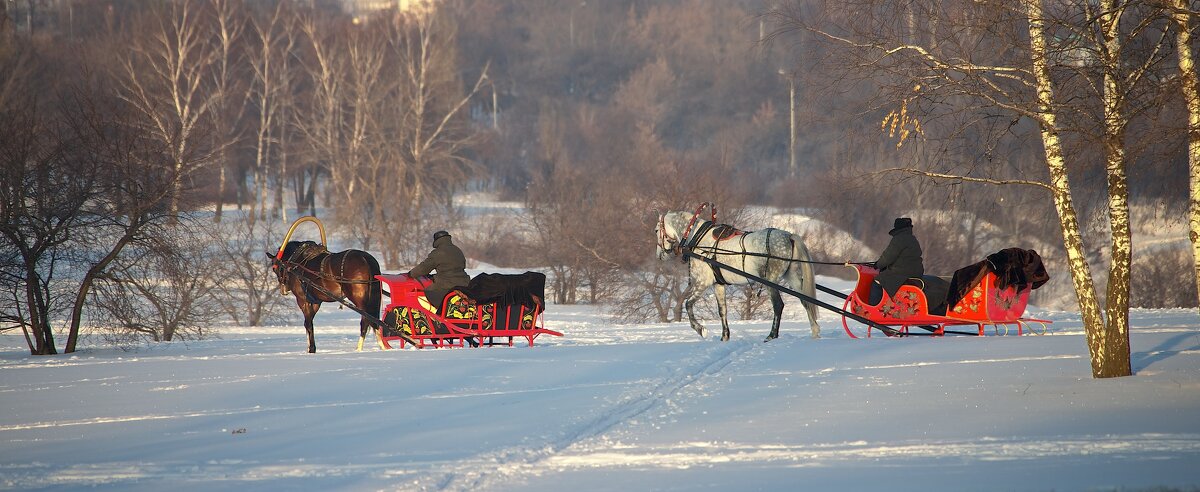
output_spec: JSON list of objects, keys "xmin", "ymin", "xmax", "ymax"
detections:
[{"xmin": 1, "ymin": 0, "xmax": 1196, "ymax": 359}]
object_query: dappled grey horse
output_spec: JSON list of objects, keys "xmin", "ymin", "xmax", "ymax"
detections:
[{"xmin": 656, "ymin": 211, "xmax": 821, "ymax": 341}]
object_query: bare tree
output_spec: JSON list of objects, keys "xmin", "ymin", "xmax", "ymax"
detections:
[
  {"xmin": 90, "ymin": 229, "xmax": 220, "ymax": 343},
  {"xmin": 207, "ymin": 215, "xmax": 289, "ymax": 326},
  {"xmin": 0, "ymin": 81, "xmax": 81, "ymax": 354},
  {"xmin": 60, "ymin": 86, "xmax": 182, "ymax": 354},
  {"xmin": 381, "ymin": 8, "xmax": 487, "ymax": 261},
  {"xmin": 207, "ymin": 0, "xmax": 248, "ymax": 223},
  {"xmin": 294, "ymin": 11, "xmax": 346, "ymax": 218},
  {"xmin": 338, "ymin": 21, "xmax": 390, "ymax": 249},
  {"xmin": 116, "ymin": 0, "xmax": 218, "ymax": 222},
  {"xmin": 0, "ymin": 63, "xmax": 180, "ymax": 355},
  {"xmin": 245, "ymin": 2, "xmax": 290, "ymax": 224}
]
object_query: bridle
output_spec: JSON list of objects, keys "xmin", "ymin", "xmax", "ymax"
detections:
[
  {"xmin": 656, "ymin": 213, "xmax": 678, "ymax": 255},
  {"xmin": 658, "ymin": 202, "xmax": 718, "ymax": 260}
]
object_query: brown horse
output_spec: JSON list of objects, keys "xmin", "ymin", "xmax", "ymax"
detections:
[{"xmin": 271, "ymin": 241, "xmax": 382, "ymax": 353}]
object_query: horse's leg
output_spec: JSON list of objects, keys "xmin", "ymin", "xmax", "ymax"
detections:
[
  {"xmin": 806, "ymin": 300, "xmax": 821, "ymax": 339},
  {"xmin": 767, "ymin": 288, "xmax": 784, "ymax": 341},
  {"xmin": 300, "ymin": 300, "xmax": 320, "ymax": 353},
  {"xmin": 714, "ymin": 284, "xmax": 731, "ymax": 341},
  {"xmin": 684, "ymin": 283, "xmax": 708, "ymax": 338},
  {"xmin": 356, "ymin": 315, "xmax": 369, "ymax": 352}
]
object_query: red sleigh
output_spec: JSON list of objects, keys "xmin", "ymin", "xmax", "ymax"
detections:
[
  {"xmin": 375, "ymin": 273, "xmax": 562, "ymax": 349},
  {"xmin": 841, "ymin": 264, "xmax": 1051, "ymax": 338}
]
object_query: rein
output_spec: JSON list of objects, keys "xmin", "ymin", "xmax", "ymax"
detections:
[
  {"xmin": 662, "ymin": 203, "xmax": 873, "ymax": 266},
  {"xmin": 693, "ymin": 242, "xmax": 872, "ymax": 266}
]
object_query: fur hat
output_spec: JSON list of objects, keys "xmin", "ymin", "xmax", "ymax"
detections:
[
  {"xmin": 432, "ymin": 230, "xmax": 450, "ymax": 245},
  {"xmin": 889, "ymin": 218, "xmax": 913, "ymax": 235}
]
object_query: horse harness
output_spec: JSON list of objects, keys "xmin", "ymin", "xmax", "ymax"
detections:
[
  {"xmin": 276, "ymin": 243, "xmax": 378, "ymax": 303},
  {"xmin": 679, "ymin": 220, "xmax": 784, "ymax": 286}
]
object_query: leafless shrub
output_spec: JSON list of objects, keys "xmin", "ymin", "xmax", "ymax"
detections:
[
  {"xmin": 206, "ymin": 213, "xmax": 290, "ymax": 326},
  {"xmin": 1131, "ymin": 247, "xmax": 1198, "ymax": 309},
  {"xmin": 457, "ymin": 214, "xmax": 537, "ymax": 268},
  {"xmin": 90, "ymin": 227, "xmax": 221, "ymax": 345},
  {"xmin": 732, "ymin": 283, "xmax": 771, "ymax": 321},
  {"xmin": 610, "ymin": 262, "xmax": 690, "ymax": 323}
]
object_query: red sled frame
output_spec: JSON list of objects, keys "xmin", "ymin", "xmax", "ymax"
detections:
[
  {"xmin": 375, "ymin": 274, "xmax": 563, "ymax": 349},
  {"xmin": 841, "ymin": 264, "xmax": 1051, "ymax": 338}
]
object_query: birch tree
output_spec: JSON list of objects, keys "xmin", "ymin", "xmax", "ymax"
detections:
[
  {"xmin": 339, "ymin": 22, "xmax": 390, "ymax": 249},
  {"xmin": 294, "ymin": 12, "xmax": 346, "ymax": 218},
  {"xmin": 1163, "ymin": 0, "xmax": 1200, "ymax": 309},
  {"xmin": 246, "ymin": 2, "xmax": 296, "ymax": 223},
  {"xmin": 207, "ymin": 0, "xmax": 247, "ymax": 223},
  {"xmin": 391, "ymin": 10, "xmax": 486, "ymax": 216},
  {"xmin": 116, "ymin": 0, "xmax": 218, "ymax": 222},
  {"xmin": 360, "ymin": 8, "xmax": 485, "ymax": 266}
]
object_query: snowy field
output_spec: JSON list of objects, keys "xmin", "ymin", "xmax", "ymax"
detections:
[{"xmin": 2, "ymin": 273, "xmax": 1199, "ymax": 491}]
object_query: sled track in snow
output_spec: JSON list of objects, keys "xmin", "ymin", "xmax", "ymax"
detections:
[{"xmin": 428, "ymin": 340, "xmax": 759, "ymax": 492}]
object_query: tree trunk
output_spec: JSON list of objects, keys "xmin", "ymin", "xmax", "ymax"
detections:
[
  {"xmin": 215, "ymin": 158, "xmax": 226, "ymax": 222},
  {"xmin": 305, "ymin": 164, "xmax": 318, "ymax": 215},
  {"xmin": 1170, "ymin": 0, "xmax": 1200, "ymax": 311},
  {"xmin": 170, "ymin": 158, "xmax": 183, "ymax": 224},
  {"xmin": 1097, "ymin": 0, "xmax": 1133, "ymax": 377},
  {"xmin": 22, "ymin": 260, "xmax": 55, "ymax": 355},
  {"xmin": 65, "ymin": 224, "xmax": 139, "ymax": 353},
  {"xmin": 1024, "ymin": 0, "xmax": 1115, "ymax": 378}
]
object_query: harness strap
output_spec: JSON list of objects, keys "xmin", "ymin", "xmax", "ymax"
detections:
[
  {"xmin": 277, "ymin": 256, "xmax": 380, "ymax": 285},
  {"xmin": 685, "ymin": 220, "xmax": 734, "ymax": 285},
  {"xmin": 679, "ymin": 220, "xmax": 716, "ymax": 263},
  {"xmin": 712, "ymin": 266, "xmax": 729, "ymax": 285}
]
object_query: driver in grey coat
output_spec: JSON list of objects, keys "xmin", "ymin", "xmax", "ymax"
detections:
[
  {"xmin": 870, "ymin": 218, "xmax": 924, "ymax": 305},
  {"xmin": 408, "ymin": 231, "xmax": 471, "ymax": 312}
]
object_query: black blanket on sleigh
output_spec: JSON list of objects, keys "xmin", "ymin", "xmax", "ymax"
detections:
[
  {"xmin": 945, "ymin": 248, "xmax": 1050, "ymax": 310},
  {"xmin": 463, "ymin": 272, "xmax": 546, "ymax": 311}
]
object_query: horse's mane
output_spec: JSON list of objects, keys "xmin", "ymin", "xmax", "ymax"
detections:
[{"xmin": 282, "ymin": 240, "xmax": 329, "ymax": 263}]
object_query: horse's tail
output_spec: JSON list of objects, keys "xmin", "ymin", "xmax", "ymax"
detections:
[
  {"xmin": 364, "ymin": 251, "xmax": 383, "ymax": 317},
  {"xmin": 788, "ymin": 233, "xmax": 822, "ymax": 338}
]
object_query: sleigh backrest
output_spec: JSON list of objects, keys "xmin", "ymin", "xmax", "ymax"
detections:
[{"xmin": 948, "ymin": 271, "xmax": 1031, "ymax": 322}]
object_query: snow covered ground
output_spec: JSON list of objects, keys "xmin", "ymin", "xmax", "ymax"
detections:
[{"xmin": 3, "ymin": 274, "xmax": 1199, "ymax": 491}]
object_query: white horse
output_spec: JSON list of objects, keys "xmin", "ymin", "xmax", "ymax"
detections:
[{"xmin": 655, "ymin": 211, "xmax": 821, "ymax": 341}]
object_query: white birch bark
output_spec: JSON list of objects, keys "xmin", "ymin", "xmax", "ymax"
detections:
[
  {"xmin": 1023, "ymin": 0, "xmax": 1109, "ymax": 377},
  {"xmin": 1096, "ymin": 0, "xmax": 1133, "ymax": 378},
  {"xmin": 1169, "ymin": 0, "xmax": 1200, "ymax": 310}
]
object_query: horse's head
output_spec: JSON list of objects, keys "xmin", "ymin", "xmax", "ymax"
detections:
[
  {"xmin": 270, "ymin": 244, "xmax": 294, "ymax": 296},
  {"xmin": 270, "ymin": 240, "xmax": 319, "ymax": 296},
  {"xmin": 655, "ymin": 212, "xmax": 683, "ymax": 261}
]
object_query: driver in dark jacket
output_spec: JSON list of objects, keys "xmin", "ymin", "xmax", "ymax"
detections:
[
  {"xmin": 408, "ymin": 231, "xmax": 470, "ymax": 312},
  {"xmin": 870, "ymin": 217, "xmax": 924, "ymax": 305}
]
